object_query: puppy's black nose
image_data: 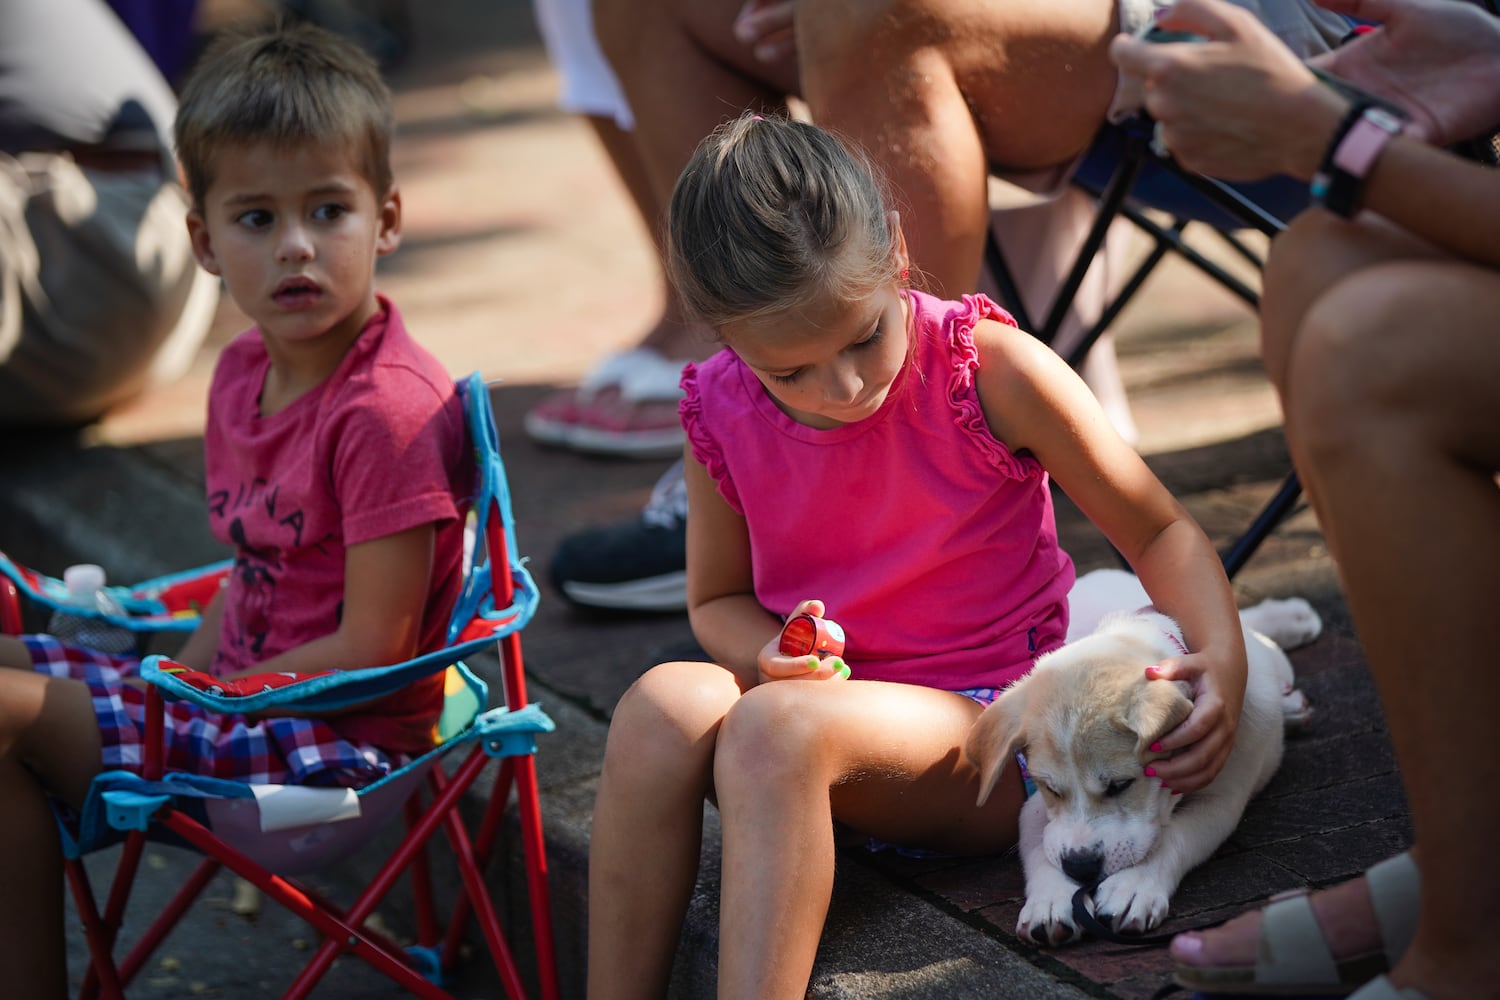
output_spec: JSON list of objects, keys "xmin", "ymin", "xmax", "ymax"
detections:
[{"xmin": 1061, "ymin": 850, "xmax": 1103, "ymax": 886}]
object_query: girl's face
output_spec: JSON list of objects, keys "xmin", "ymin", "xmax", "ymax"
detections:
[
  {"xmin": 187, "ymin": 140, "xmax": 401, "ymax": 356},
  {"xmin": 722, "ymin": 280, "xmax": 911, "ymax": 430}
]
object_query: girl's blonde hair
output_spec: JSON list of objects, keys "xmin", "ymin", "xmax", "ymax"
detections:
[
  {"xmin": 666, "ymin": 113, "xmax": 901, "ymax": 330},
  {"xmin": 174, "ymin": 21, "xmax": 394, "ymax": 209}
]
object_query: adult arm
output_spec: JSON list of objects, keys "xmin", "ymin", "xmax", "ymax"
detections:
[
  {"xmin": 975, "ymin": 318, "xmax": 1248, "ymax": 793},
  {"xmin": 1312, "ymin": 0, "xmax": 1500, "ymax": 147},
  {"xmin": 1110, "ymin": 0, "xmax": 1500, "ymax": 266}
]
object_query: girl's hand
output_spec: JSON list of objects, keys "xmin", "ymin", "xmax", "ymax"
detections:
[
  {"xmin": 756, "ymin": 598, "xmax": 852, "ymax": 684},
  {"xmin": 734, "ymin": 0, "xmax": 796, "ymax": 64},
  {"xmin": 1312, "ymin": 0, "xmax": 1500, "ymax": 147},
  {"xmin": 1142, "ymin": 651, "xmax": 1244, "ymax": 794}
]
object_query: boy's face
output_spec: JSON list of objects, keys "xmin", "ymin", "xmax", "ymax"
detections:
[{"xmin": 186, "ymin": 140, "xmax": 400, "ymax": 352}]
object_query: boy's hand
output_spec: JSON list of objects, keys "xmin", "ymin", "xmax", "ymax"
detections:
[
  {"xmin": 756, "ymin": 598, "xmax": 852, "ymax": 683},
  {"xmin": 1140, "ymin": 651, "xmax": 1243, "ymax": 794}
]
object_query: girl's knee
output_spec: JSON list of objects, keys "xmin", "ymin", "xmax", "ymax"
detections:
[
  {"xmin": 606, "ymin": 660, "xmax": 739, "ymax": 762},
  {"xmin": 713, "ymin": 683, "xmax": 829, "ymax": 792}
]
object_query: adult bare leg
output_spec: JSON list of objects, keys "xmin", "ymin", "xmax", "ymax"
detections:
[
  {"xmin": 1279, "ymin": 255, "xmax": 1500, "ymax": 1000},
  {"xmin": 593, "ymin": 0, "xmax": 795, "ymax": 211}
]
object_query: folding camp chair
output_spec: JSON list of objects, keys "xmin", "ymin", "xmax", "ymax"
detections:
[
  {"xmin": 0, "ymin": 372, "xmax": 560, "ymax": 1000},
  {"xmin": 985, "ymin": 113, "xmax": 1311, "ymax": 578}
]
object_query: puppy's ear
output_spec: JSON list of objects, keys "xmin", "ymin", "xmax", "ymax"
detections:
[
  {"xmin": 965, "ymin": 680, "xmax": 1029, "ymax": 807},
  {"xmin": 1127, "ymin": 678, "xmax": 1194, "ymax": 757}
]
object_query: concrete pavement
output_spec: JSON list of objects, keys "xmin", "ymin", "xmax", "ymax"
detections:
[{"xmin": 0, "ymin": 1, "xmax": 1410, "ymax": 997}]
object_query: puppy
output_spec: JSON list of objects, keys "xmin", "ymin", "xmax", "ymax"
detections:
[{"xmin": 964, "ymin": 569, "xmax": 1320, "ymax": 944}]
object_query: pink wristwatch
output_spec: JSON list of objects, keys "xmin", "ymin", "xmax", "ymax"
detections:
[{"xmin": 1312, "ymin": 104, "xmax": 1404, "ymax": 217}]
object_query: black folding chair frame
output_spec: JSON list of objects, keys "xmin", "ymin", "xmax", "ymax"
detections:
[{"xmin": 984, "ymin": 123, "xmax": 1300, "ymax": 579}]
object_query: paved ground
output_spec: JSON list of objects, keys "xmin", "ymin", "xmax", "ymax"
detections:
[{"xmin": 0, "ymin": 1, "xmax": 1410, "ymax": 997}]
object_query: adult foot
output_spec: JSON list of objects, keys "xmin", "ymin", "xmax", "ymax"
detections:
[{"xmin": 1172, "ymin": 851, "xmax": 1417, "ymax": 995}]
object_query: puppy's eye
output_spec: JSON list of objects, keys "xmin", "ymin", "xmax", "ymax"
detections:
[{"xmin": 1104, "ymin": 779, "xmax": 1135, "ymax": 798}]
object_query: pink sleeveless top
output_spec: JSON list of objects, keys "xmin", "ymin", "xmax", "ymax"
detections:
[{"xmin": 681, "ymin": 291, "xmax": 1074, "ymax": 691}]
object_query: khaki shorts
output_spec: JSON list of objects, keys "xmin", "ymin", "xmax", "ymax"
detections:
[{"xmin": 0, "ymin": 151, "xmax": 218, "ymax": 425}]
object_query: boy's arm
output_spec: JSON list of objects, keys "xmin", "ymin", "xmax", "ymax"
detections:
[
  {"xmin": 229, "ymin": 523, "xmax": 434, "ymax": 680},
  {"xmin": 974, "ymin": 318, "xmax": 1247, "ymax": 794}
]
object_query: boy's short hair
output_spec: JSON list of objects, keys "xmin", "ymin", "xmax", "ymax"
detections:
[{"xmin": 174, "ymin": 21, "xmax": 394, "ymax": 208}]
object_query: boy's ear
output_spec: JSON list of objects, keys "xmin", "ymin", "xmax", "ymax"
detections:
[
  {"xmin": 377, "ymin": 186, "xmax": 402, "ymax": 256},
  {"xmin": 185, "ymin": 209, "xmax": 222, "ymax": 276}
]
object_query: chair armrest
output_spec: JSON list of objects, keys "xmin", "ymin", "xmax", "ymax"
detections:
[{"xmin": 138, "ymin": 634, "xmax": 496, "ymax": 715}]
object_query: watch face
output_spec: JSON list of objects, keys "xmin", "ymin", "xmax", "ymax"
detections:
[{"xmin": 1368, "ymin": 107, "xmax": 1404, "ymax": 134}]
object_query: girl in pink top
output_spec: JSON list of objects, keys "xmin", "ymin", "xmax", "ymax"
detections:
[{"xmin": 587, "ymin": 113, "xmax": 1252, "ymax": 999}]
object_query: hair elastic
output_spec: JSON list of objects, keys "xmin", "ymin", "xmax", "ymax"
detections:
[{"xmin": 899, "ymin": 266, "xmax": 909, "ymax": 281}]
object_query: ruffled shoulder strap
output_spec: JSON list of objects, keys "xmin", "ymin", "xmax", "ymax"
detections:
[
  {"xmin": 678, "ymin": 361, "xmax": 744, "ymax": 514},
  {"xmin": 939, "ymin": 293, "xmax": 1041, "ymax": 480}
]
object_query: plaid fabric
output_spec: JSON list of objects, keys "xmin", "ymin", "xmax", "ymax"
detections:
[{"xmin": 24, "ymin": 635, "xmax": 400, "ymax": 787}]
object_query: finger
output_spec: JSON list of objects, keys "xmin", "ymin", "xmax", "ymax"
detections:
[
  {"xmin": 1154, "ymin": 0, "xmax": 1252, "ymax": 42},
  {"xmin": 1148, "ymin": 736, "xmax": 1221, "ymax": 790},
  {"xmin": 1143, "ymin": 658, "xmax": 1198, "ymax": 682},
  {"xmin": 792, "ymin": 598, "xmax": 826, "ymax": 618},
  {"xmin": 763, "ymin": 653, "xmax": 825, "ymax": 680},
  {"xmin": 734, "ymin": 0, "xmax": 795, "ymax": 43},
  {"xmin": 792, "ymin": 656, "xmax": 851, "ymax": 682},
  {"xmin": 1108, "ymin": 33, "xmax": 1182, "ymax": 78}
]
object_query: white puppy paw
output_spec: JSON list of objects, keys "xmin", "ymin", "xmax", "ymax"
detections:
[
  {"xmin": 1018, "ymin": 869, "xmax": 1087, "ymax": 945},
  {"xmin": 1092, "ymin": 866, "xmax": 1172, "ymax": 934},
  {"xmin": 1281, "ymin": 685, "xmax": 1314, "ymax": 729},
  {"xmin": 1241, "ymin": 596, "xmax": 1322, "ymax": 650}
]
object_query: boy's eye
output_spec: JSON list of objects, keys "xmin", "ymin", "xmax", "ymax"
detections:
[
  {"xmin": 313, "ymin": 203, "xmax": 348, "ymax": 221},
  {"xmin": 235, "ymin": 208, "xmax": 272, "ymax": 229}
]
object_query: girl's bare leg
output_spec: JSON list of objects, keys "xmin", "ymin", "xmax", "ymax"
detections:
[
  {"xmin": 587, "ymin": 661, "xmax": 743, "ymax": 999},
  {"xmin": 1279, "ymin": 255, "xmax": 1500, "ymax": 1000},
  {"xmin": 712, "ymin": 679, "xmax": 1024, "ymax": 1000},
  {"xmin": 0, "ymin": 669, "xmax": 103, "ymax": 1000}
]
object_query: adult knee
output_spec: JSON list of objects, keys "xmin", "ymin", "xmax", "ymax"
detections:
[
  {"xmin": 1261, "ymin": 212, "xmax": 1355, "ymax": 394},
  {"xmin": 1281, "ymin": 266, "xmax": 1435, "ymax": 464}
]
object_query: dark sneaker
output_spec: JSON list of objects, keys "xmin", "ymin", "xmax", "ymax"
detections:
[{"xmin": 550, "ymin": 461, "xmax": 687, "ymax": 612}]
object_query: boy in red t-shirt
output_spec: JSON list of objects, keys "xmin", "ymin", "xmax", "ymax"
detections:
[{"xmin": 0, "ymin": 22, "xmax": 471, "ymax": 996}]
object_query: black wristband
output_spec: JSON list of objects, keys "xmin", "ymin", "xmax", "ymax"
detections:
[{"xmin": 1310, "ymin": 100, "xmax": 1371, "ymax": 217}]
